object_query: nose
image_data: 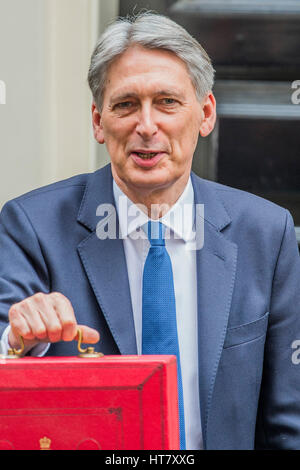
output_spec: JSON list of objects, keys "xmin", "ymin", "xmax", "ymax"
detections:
[{"xmin": 135, "ymin": 104, "xmax": 158, "ymax": 139}]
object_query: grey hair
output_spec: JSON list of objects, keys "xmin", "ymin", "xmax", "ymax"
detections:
[{"xmin": 88, "ymin": 12, "xmax": 215, "ymax": 110}]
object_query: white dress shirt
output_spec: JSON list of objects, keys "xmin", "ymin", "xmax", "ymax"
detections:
[
  {"xmin": 0, "ymin": 176, "xmax": 203, "ymax": 450},
  {"xmin": 113, "ymin": 178, "xmax": 203, "ymax": 450}
]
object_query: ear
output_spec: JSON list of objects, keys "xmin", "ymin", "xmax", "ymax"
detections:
[
  {"xmin": 199, "ymin": 93, "xmax": 217, "ymax": 138},
  {"xmin": 92, "ymin": 102, "xmax": 105, "ymax": 144}
]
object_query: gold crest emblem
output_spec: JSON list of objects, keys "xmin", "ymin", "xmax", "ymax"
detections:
[{"xmin": 39, "ymin": 436, "xmax": 51, "ymax": 450}]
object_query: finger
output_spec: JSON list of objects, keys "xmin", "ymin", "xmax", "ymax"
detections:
[
  {"xmin": 9, "ymin": 310, "xmax": 34, "ymax": 348},
  {"xmin": 29, "ymin": 293, "xmax": 63, "ymax": 343},
  {"xmin": 19, "ymin": 303, "xmax": 48, "ymax": 341},
  {"xmin": 9, "ymin": 306, "xmax": 35, "ymax": 341},
  {"xmin": 50, "ymin": 293, "xmax": 77, "ymax": 342},
  {"xmin": 76, "ymin": 325, "xmax": 100, "ymax": 344},
  {"xmin": 37, "ymin": 308, "xmax": 62, "ymax": 343}
]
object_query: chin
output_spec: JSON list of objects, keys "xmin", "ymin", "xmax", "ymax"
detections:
[
  {"xmin": 132, "ymin": 167, "xmax": 171, "ymax": 182},
  {"xmin": 130, "ymin": 175, "xmax": 178, "ymax": 194}
]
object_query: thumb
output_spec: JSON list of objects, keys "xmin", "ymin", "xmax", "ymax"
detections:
[{"xmin": 76, "ymin": 325, "xmax": 100, "ymax": 344}]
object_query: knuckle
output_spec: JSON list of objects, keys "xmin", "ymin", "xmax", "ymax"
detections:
[
  {"xmin": 33, "ymin": 328, "xmax": 47, "ymax": 338},
  {"xmin": 33, "ymin": 292, "xmax": 45, "ymax": 301},
  {"xmin": 62, "ymin": 319, "xmax": 76, "ymax": 328},
  {"xmin": 51, "ymin": 291, "xmax": 65, "ymax": 302},
  {"xmin": 48, "ymin": 330, "xmax": 62, "ymax": 343},
  {"xmin": 48, "ymin": 324, "xmax": 61, "ymax": 335},
  {"xmin": 22, "ymin": 331, "xmax": 35, "ymax": 340},
  {"xmin": 9, "ymin": 303, "xmax": 24, "ymax": 320},
  {"xmin": 32, "ymin": 293, "xmax": 49, "ymax": 308},
  {"xmin": 8, "ymin": 305, "xmax": 18, "ymax": 319},
  {"xmin": 53, "ymin": 292, "xmax": 72, "ymax": 308},
  {"xmin": 62, "ymin": 322, "xmax": 77, "ymax": 341},
  {"xmin": 50, "ymin": 291, "xmax": 61, "ymax": 300},
  {"xmin": 47, "ymin": 321, "xmax": 62, "ymax": 337}
]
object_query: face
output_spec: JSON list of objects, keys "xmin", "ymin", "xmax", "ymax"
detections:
[{"xmin": 92, "ymin": 45, "xmax": 216, "ymax": 204}]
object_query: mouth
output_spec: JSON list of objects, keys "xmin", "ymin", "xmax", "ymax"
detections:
[
  {"xmin": 135, "ymin": 152, "xmax": 160, "ymax": 159},
  {"xmin": 130, "ymin": 150, "xmax": 166, "ymax": 168}
]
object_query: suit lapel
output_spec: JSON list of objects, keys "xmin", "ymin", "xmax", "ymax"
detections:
[
  {"xmin": 191, "ymin": 173, "xmax": 238, "ymax": 448},
  {"xmin": 77, "ymin": 165, "xmax": 137, "ymax": 354}
]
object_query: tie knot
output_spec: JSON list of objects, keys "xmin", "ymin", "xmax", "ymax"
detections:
[{"xmin": 146, "ymin": 221, "xmax": 165, "ymax": 246}]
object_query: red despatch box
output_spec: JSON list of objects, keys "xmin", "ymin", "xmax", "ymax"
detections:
[{"xmin": 0, "ymin": 355, "xmax": 179, "ymax": 450}]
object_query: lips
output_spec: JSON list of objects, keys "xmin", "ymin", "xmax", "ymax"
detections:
[
  {"xmin": 130, "ymin": 151, "xmax": 166, "ymax": 168},
  {"xmin": 135, "ymin": 152, "xmax": 159, "ymax": 159}
]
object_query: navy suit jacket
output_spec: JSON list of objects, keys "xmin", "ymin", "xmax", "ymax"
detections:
[{"xmin": 1, "ymin": 163, "xmax": 300, "ymax": 449}]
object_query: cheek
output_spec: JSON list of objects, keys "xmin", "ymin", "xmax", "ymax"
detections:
[
  {"xmin": 168, "ymin": 122, "xmax": 200, "ymax": 159},
  {"xmin": 102, "ymin": 122, "xmax": 128, "ymax": 151},
  {"xmin": 168, "ymin": 109, "xmax": 201, "ymax": 140},
  {"xmin": 105, "ymin": 115, "xmax": 137, "ymax": 139}
]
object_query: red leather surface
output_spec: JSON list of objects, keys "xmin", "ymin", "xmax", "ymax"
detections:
[{"xmin": 0, "ymin": 355, "xmax": 179, "ymax": 450}]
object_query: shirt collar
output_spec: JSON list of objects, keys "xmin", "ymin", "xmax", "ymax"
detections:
[{"xmin": 113, "ymin": 177, "xmax": 195, "ymax": 242}]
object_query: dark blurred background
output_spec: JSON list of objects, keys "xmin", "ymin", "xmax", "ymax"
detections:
[{"xmin": 120, "ymin": 0, "xmax": 300, "ymax": 245}]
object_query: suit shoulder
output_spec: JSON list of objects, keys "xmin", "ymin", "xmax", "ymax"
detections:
[
  {"xmin": 0, "ymin": 173, "xmax": 92, "ymax": 225},
  {"xmin": 12, "ymin": 173, "xmax": 90, "ymax": 204},
  {"xmin": 201, "ymin": 177, "xmax": 287, "ymax": 221}
]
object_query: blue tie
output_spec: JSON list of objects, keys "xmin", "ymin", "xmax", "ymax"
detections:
[{"xmin": 142, "ymin": 221, "xmax": 186, "ymax": 449}]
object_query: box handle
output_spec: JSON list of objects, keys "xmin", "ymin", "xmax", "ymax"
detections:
[
  {"xmin": 0, "ymin": 329, "xmax": 104, "ymax": 360},
  {"xmin": 77, "ymin": 328, "xmax": 104, "ymax": 358},
  {"xmin": 0, "ymin": 335, "xmax": 26, "ymax": 359}
]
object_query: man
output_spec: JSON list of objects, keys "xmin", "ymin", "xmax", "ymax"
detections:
[{"xmin": 1, "ymin": 13, "xmax": 300, "ymax": 450}]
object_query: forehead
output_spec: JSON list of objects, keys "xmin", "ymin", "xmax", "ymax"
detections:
[{"xmin": 103, "ymin": 45, "xmax": 196, "ymax": 101}]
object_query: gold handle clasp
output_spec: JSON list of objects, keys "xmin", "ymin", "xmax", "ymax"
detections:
[
  {"xmin": 0, "ymin": 330, "xmax": 104, "ymax": 360},
  {"xmin": 0, "ymin": 335, "xmax": 25, "ymax": 359},
  {"xmin": 77, "ymin": 328, "xmax": 104, "ymax": 358}
]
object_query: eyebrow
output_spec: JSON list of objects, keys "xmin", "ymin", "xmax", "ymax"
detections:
[{"xmin": 109, "ymin": 89, "xmax": 185, "ymax": 105}]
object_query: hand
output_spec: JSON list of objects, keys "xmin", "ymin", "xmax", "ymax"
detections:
[{"xmin": 8, "ymin": 292, "xmax": 100, "ymax": 351}]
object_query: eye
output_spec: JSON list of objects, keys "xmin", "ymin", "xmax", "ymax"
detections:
[
  {"xmin": 159, "ymin": 98, "xmax": 178, "ymax": 106},
  {"xmin": 114, "ymin": 101, "xmax": 134, "ymax": 110}
]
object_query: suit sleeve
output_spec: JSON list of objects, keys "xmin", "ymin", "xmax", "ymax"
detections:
[
  {"xmin": 0, "ymin": 200, "xmax": 50, "ymax": 337},
  {"xmin": 255, "ymin": 210, "xmax": 300, "ymax": 448}
]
